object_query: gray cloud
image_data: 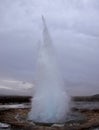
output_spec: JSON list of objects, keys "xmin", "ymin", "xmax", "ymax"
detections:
[{"xmin": 0, "ymin": 0, "xmax": 99, "ymax": 95}]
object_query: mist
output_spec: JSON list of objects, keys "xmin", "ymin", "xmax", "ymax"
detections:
[{"xmin": 28, "ymin": 17, "xmax": 70, "ymax": 123}]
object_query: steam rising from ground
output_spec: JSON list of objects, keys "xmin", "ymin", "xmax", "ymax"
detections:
[{"xmin": 28, "ymin": 17, "xmax": 70, "ymax": 123}]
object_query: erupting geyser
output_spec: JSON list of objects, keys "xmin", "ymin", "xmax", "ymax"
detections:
[{"xmin": 28, "ymin": 16, "xmax": 70, "ymax": 123}]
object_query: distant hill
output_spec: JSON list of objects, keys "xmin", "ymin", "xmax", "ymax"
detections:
[{"xmin": 72, "ymin": 94, "xmax": 99, "ymax": 101}]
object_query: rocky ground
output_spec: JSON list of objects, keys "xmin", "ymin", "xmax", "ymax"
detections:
[{"xmin": 0, "ymin": 95, "xmax": 99, "ymax": 130}]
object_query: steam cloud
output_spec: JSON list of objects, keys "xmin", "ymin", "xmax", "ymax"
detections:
[{"xmin": 28, "ymin": 17, "xmax": 70, "ymax": 123}]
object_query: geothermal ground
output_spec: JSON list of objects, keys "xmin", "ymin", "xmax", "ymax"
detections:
[{"xmin": 0, "ymin": 94, "xmax": 99, "ymax": 130}]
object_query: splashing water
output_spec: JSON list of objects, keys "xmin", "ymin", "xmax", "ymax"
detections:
[{"xmin": 28, "ymin": 16, "xmax": 70, "ymax": 123}]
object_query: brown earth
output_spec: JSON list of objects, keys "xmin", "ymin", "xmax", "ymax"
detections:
[
  {"xmin": 0, "ymin": 108, "xmax": 99, "ymax": 130},
  {"xmin": 0, "ymin": 95, "xmax": 99, "ymax": 130}
]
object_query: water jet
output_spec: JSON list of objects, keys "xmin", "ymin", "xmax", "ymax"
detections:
[{"xmin": 28, "ymin": 16, "xmax": 70, "ymax": 123}]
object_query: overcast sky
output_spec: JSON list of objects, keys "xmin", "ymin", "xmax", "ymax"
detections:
[{"xmin": 0, "ymin": 0, "xmax": 99, "ymax": 95}]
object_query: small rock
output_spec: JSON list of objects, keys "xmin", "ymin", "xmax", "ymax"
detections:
[
  {"xmin": 29, "ymin": 121, "xmax": 36, "ymax": 126},
  {"xmin": 51, "ymin": 124, "xmax": 64, "ymax": 127},
  {"xmin": 0, "ymin": 122, "xmax": 10, "ymax": 129}
]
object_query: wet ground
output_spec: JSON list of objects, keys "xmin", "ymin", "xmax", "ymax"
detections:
[
  {"xmin": 72, "ymin": 101, "xmax": 99, "ymax": 111},
  {"xmin": 0, "ymin": 95, "xmax": 99, "ymax": 130}
]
